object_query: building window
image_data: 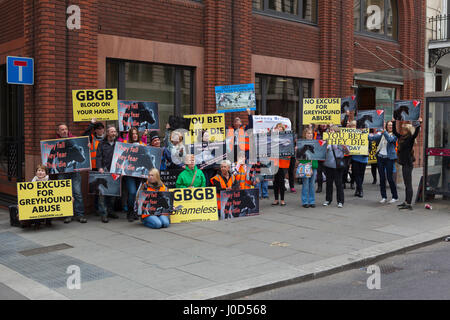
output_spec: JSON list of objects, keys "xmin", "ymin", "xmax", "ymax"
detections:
[
  {"xmin": 106, "ymin": 59, "xmax": 195, "ymax": 137},
  {"xmin": 253, "ymin": 0, "xmax": 317, "ymax": 23},
  {"xmin": 255, "ymin": 74, "xmax": 313, "ymax": 134},
  {"xmin": 354, "ymin": 0, "xmax": 398, "ymax": 40}
]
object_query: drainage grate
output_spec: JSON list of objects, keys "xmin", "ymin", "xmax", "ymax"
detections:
[{"xmin": 19, "ymin": 243, "xmax": 73, "ymax": 256}]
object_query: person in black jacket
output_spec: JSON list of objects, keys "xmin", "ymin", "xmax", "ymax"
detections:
[
  {"xmin": 393, "ymin": 118, "xmax": 422, "ymax": 210},
  {"xmin": 96, "ymin": 125, "xmax": 119, "ymax": 222}
]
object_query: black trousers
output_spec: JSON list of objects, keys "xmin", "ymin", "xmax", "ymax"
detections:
[
  {"xmin": 324, "ymin": 166, "xmax": 344, "ymax": 204},
  {"xmin": 317, "ymin": 161, "xmax": 324, "ymax": 187},
  {"xmin": 401, "ymin": 164, "xmax": 414, "ymax": 204},
  {"xmin": 371, "ymin": 163, "xmax": 377, "ymax": 182},
  {"xmin": 288, "ymin": 157, "xmax": 296, "ymax": 188},
  {"xmin": 351, "ymin": 160, "xmax": 367, "ymax": 193},
  {"xmin": 273, "ymin": 168, "xmax": 286, "ymax": 201}
]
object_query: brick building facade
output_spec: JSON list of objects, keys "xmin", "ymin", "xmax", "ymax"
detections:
[{"xmin": 0, "ymin": 0, "xmax": 426, "ymax": 202}]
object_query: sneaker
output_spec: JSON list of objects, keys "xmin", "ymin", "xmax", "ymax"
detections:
[
  {"xmin": 379, "ymin": 198, "xmax": 387, "ymax": 204},
  {"xmin": 75, "ymin": 216, "xmax": 87, "ymax": 223},
  {"xmin": 101, "ymin": 216, "xmax": 109, "ymax": 223},
  {"xmin": 302, "ymin": 204, "xmax": 309, "ymax": 208},
  {"xmin": 397, "ymin": 202, "xmax": 407, "ymax": 207},
  {"xmin": 309, "ymin": 204, "xmax": 316, "ymax": 208},
  {"xmin": 290, "ymin": 188, "xmax": 297, "ymax": 193},
  {"xmin": 64, "ymin": 217, "xmax": 72, "ymax": 224},
  {"xmin": 337, "ymin": 203, "xmax": 343, "ymax": 208},
  {"xmin": 399, "ymin": 204, "xmax": 413, "ymax": 210},
  {"xmin": 389, "ymin": 198, "xmax": 398, "ymax": 204},
  {"xmin": 323, "ymin": 201, "xmax": 330, "ymax": 206}
]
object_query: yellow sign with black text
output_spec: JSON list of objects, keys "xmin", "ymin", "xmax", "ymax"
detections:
[
  {"xmin": 169, "ymin": 187, "xmax": 218, "ymax": 223},
  {"xmin": 303, "ymin": 98, "xmax": 341, "ymax": 125},
  {"xmin": 183, "ymin": 114, "xmax": 225, "ymax": 144},
  {"xmin": 323, "ymin": 128, "xmax": 369, "ymax": 155},
  {"xmin": 72, "ymin": 89, "xmax": 118, "ymax": 122},
  {"xmin": 17, "ymin": 180, "xmax": 73, "ymax": 220}
]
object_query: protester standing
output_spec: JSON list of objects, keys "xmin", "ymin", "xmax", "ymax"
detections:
[
  {"xmin": 323, "ymin": 126, "xmax": 348, "ymax": 208},
  {"xmin": 369, "ymin": 121, "xmax": 399, "ymax": 204},
  {"xmin": 393, "ymin": 118, "xmax": 422, "ymax": 210},
  {"xmin": 271, "ymin": 123, "xmax": 290, "ymax": 206},
  {"xmin": 314, "ymin": 124, "xmax": 328, "ymax": 193},
  {"xmin": 298, "ymin": 128, "xmax": 318, "ymax": 208},
  {"xmin": 96, "ymin": 125, "xmax": 119, "ymax": 223}
]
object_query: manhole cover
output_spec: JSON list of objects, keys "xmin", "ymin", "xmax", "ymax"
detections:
[{"xmin": 19, "ymin": 243, "xmax": 73, "ymax": 256}]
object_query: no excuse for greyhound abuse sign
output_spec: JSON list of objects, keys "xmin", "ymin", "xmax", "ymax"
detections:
[
  {"xmin": 302, "ymin": 98, "xmax": 341, "ymax": 125},
  {"xmin": 72, "ymin": 89, "xmax": 118, "ymax": 122}
]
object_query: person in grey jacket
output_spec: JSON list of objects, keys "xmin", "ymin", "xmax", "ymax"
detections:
[
  {"xmin": 368, "ymin": 121, "xmax": 399, "ymax": 204},
  {"xmin": 323, "ymin": 125, "xmax": 349, "ymax": 208}
]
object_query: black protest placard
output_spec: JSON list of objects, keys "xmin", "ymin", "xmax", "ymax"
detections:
[
  {"xmin": 341, "ymin": 95, "xmax": 356, "ymax": 113},
  {"xmin": 160, "ymin": 169, "xmax": 184, "ymax": 189},
  {"xmin": 355, "ymin": 110, "xmax": 384, "ymax": 129},
  {"xmin": 136, "ymin": 190, "xmax": 174, "ymax": 217},
  {"xmin": 394, "ymin": 100, "xmax": 421, "ymax": 121},
  {"xmin": 88, "ymin": 172, "xmax": 121, "ymax": 196},
  {"xmin": 40, "ymin": 137, "xmax": 91, "ymax": 175},
  {"xmin": 118, "ymin": 100, "xmax": 159, "ymax": 132},
  {"xmin": 296, "ymin": 139, "xmax": 327, "ymax": 161},
  {"xmin": 254, "ymin": 131, "xmax": 295, "ymax": 159},
  {"xmin": 219, "ymin": 188, "xmax": 259, "ymax": 220},
  {"xmin": 110, "ymin": 142, "xmax": 162, "ymax": 178}
]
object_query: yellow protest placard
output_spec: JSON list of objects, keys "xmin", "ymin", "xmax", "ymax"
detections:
[
  {"xmin": 169, "ymin": 187, "xmax": 218, "ymax": 223},
  {"xmin": 323, "ymin": 128, "xmax": 369, "ymax": 155},
  {"xmin": 303, "ymin": 98, "xmax": 341, "ymax": 125},
  {"xmin": 368, "ymin": 140, "xmax": 378, "ymax": 164},
  {"xmin": 17, "ymin": 180, "xmax": 73, "ymax": 220},
  {"xmin": 72, "ymin": 89, "xmax": 118, "ymax": 122},
  {"xmin": 183, "ymin": 114, "xmax": 225, "ymax": 144}
]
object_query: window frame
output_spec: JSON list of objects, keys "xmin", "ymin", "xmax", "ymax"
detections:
[
  {"xmin": 253, "ymin": 0, "xmax": 318, "ymax": 25},
  {"xmin": 106, "ymin": 58, "xmax": 195, "ymax": 118},
  {"xmin": 355, "ymin": 0, "xmax": 398, "ymax": 41}
]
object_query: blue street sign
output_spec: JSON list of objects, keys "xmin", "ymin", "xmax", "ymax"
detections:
[{"xmin": 6, "ymin": 56, "xmax": 34, "ymax": 85}]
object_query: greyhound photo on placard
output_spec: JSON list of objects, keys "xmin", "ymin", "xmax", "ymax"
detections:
[
  {"xmin": 88, "ymin": 172, "xmax": 121, "ymax": 197},
  {"xmin": 110, "ymin": 142, "xmax": 162, "ymax": 178},
  {"xmin": 355, "ymin": 110, "xmax": 384, "ymax": 129},
  {"xmin": 136, "ymin": 191, "xmax": 175, "ymax": 217},
  {"xmin": 296, "ymin": 139, "xmax": 327, "ymax": 161},
  {"xmin": 118, "ymin": 101, "xmax": 159, "ymax": 132},
  {"xmin": 341, "ymin": 95, "xmax": 356, "ymax": 113},
  {"xmin": 219, "ymin": 188, "xmax": 259, "ymax": 219},
  {"xmin": 393, "ymin": 100, "xmax": 421, "ymax": 121},
  {"xmin": 41, "ymin": 136, "xmax": 91, "ymax": 174}
]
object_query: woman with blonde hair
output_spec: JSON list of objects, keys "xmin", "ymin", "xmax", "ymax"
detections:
[
  {"xmin": 136, "ymin": 168, "xmax": 170, "ymax": 229},
  {"xmin": 393, "ymin": 118, "xmax": 422, "ymax": 210}
]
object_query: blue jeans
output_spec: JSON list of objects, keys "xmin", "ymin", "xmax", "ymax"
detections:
[
  {"xmin": 124, "ymin": 176, "xmax": 140, "ymax": 212},
  {"xmin": 58, "ymin": 172, "xmax": 84, "ymax": 217},
  {"xmin": 98, "ymin": 196, "xmax": 114, "ymax": 217},
  {"xmin": 377, "ymin": 156, "xmax": 398, "ymax": 199},
  {"xmin": 301, "ymin": 169, "xmax": 316, "ymax": 205},
  {"xmin": 143, "ymin": 215, "xmax": 170, "ymax": 229},
  {"xmin": 256, "ymin": 179, "xmax": 268, "ymax": 198}
]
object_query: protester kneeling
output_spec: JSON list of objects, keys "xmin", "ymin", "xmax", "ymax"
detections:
[{"xmin": 136, "ymin": 168, "xmax": 170, "ymax": 229}]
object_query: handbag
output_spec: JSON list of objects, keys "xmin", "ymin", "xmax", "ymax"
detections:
[
  {"xmin": 332, "ymin": 147, "xmax": 345, "ymax": 169},
  {"xmin": 296, "ymin": 162, "xmax": 312, "ymax": 178}
]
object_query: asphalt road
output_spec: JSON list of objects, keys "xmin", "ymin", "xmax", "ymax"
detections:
[{"xmin": 241, "ymin": 241, "xmax": 450, "ymax": 300}]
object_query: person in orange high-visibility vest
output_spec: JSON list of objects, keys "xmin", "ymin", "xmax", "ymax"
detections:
[
  {"xmin": 83, "ymin": 118, "xmax": 105, "ymax": 170},
  {"xmin": 135, "ymin": 168, "xmax": 170, "ymax": 229},
  {"xmin": 232, "ymin": 152, "xmax": 254, "ymax": 190},
  {"xmin": 210, "ymin": 160, "xmax": 235, "ymax": 212},
  {"xmin": 227, "ymin": 108, "xmax": 253, "ymax": 162}
]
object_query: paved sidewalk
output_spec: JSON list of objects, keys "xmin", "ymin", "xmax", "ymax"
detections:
[{"xmin": 0, "ymin": 169, "xmax": 449, "ymax": 300}]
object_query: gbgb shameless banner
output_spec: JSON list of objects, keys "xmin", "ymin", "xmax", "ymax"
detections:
[
  {"xmin": 219, "ymin": 188, "xmax": 259, "ymax": 220},
  {"xmin": 118, "ymin": 100, "xmax": 159, "ymax": 132},
  {"xmin": 110, "ymin": 142, "xmax": 162, "ymax": 178},
  {"xmin": 40, "ymin": 137, "xmax": 91, "ymax": 174}
]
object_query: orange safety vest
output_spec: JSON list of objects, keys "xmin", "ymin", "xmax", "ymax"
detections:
[
  {"xmin": 227, "ymin": 127, "xmax": 249, "ymax": 152},
  {"xmin": 90, "ymin": 134, "xmax": 100, "ymax": 169},
  {"xmin": 210, "ymin": 174, "xmax": 235, "ymax": 210},
  {"xmin": 142, "ymin": 184, "xmax": 168, "ymax": 219},
  {"xmin": 234, "ymin": 164, "xmax": 253, "ymax": 190},
  {"xmin": 271, "ymin": 157, "xmax": 290, "ymax": 169}
]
